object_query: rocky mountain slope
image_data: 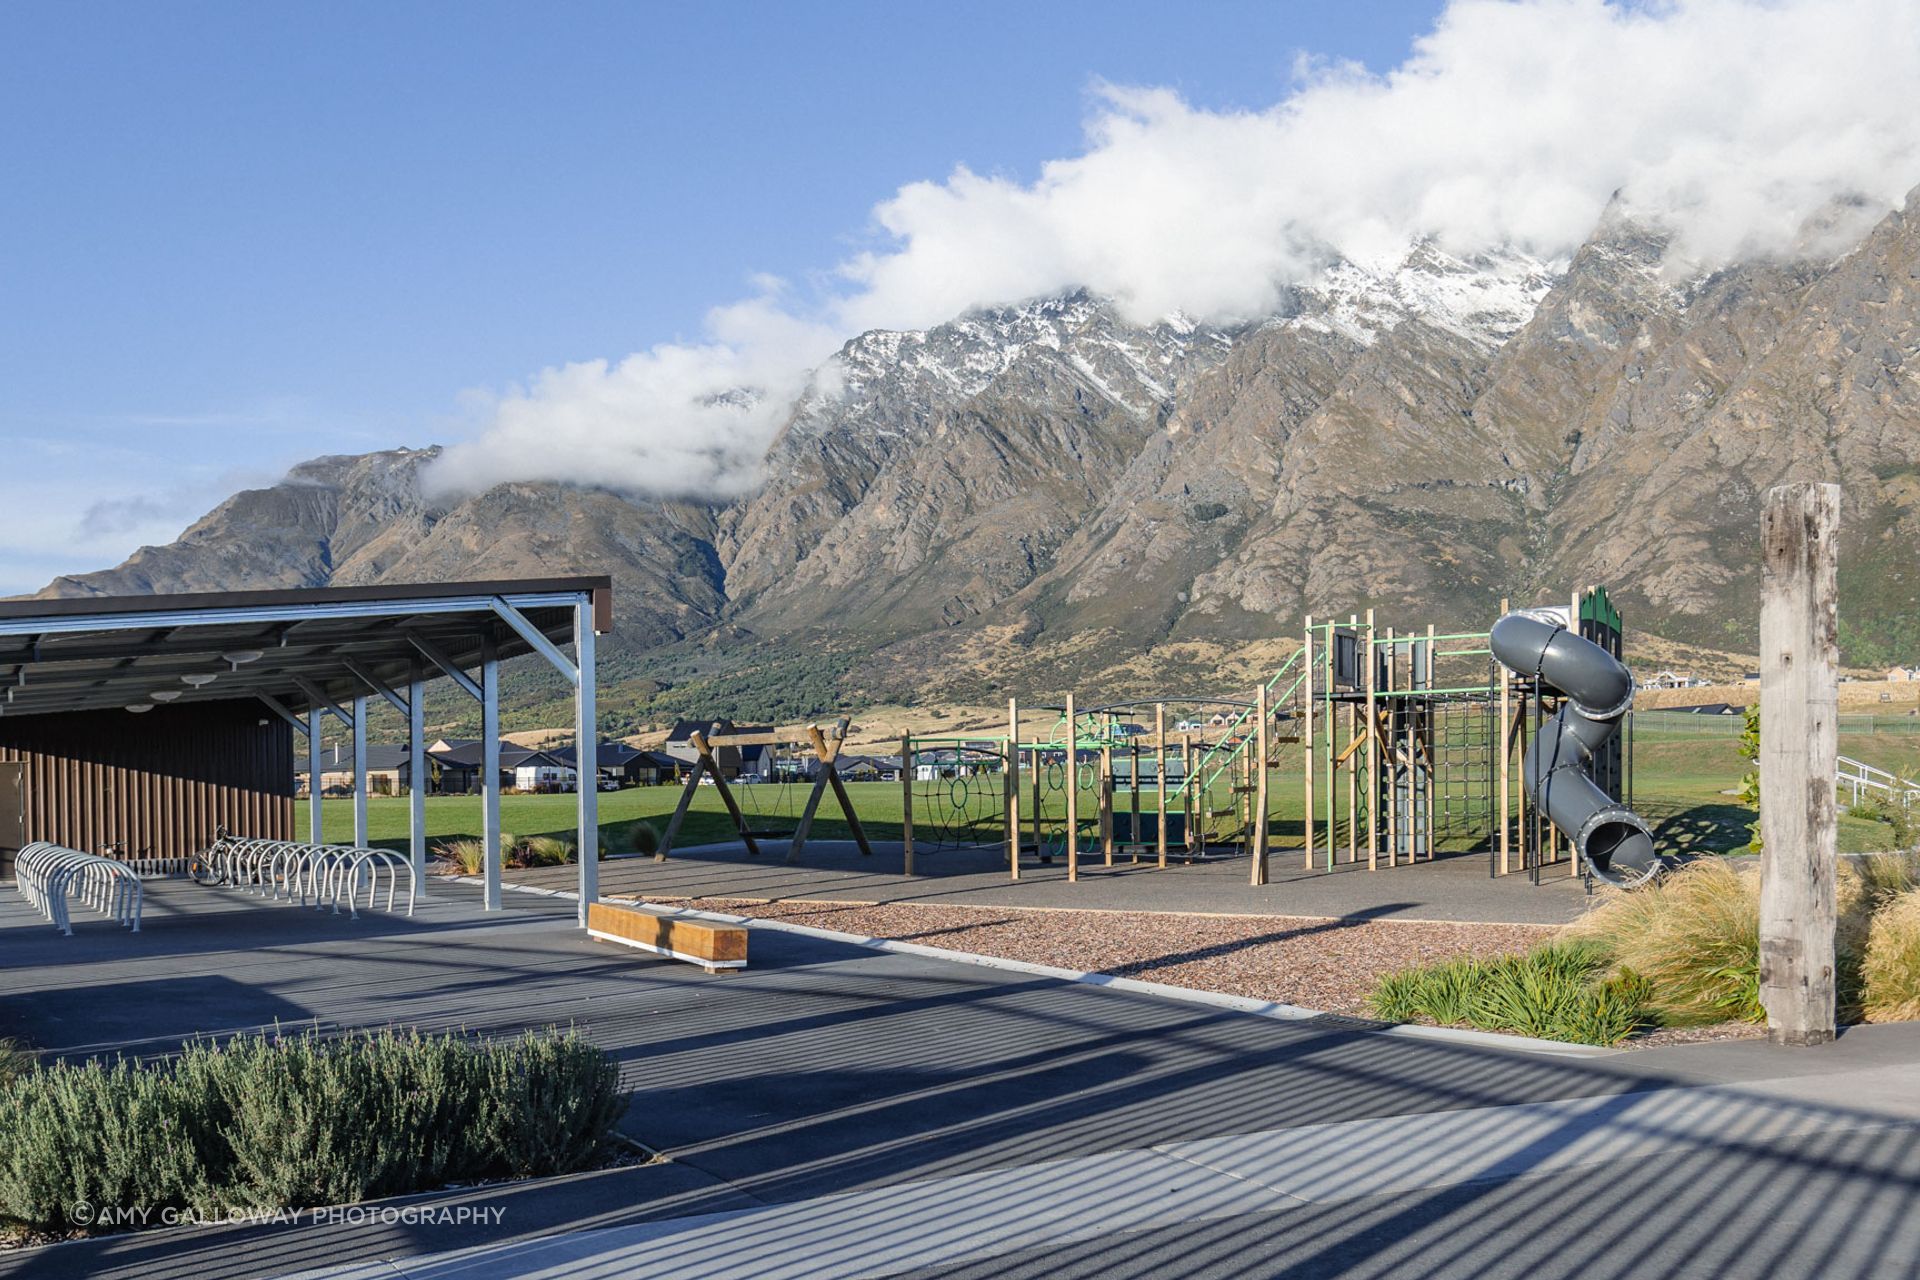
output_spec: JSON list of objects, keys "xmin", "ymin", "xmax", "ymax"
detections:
[{"xmin": 37, "ymin": 189, "xmax": 1920, "ymax": 719}]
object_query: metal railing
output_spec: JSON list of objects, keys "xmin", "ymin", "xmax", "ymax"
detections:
[
  {"xmin": 1837, "ymin": 756, "xmax": 1920, "ymax": 810},
  {"xmin": 199, "ymin": 835, "xmax": 416, "ymax": 919},
  {"xmin": 16, "ymin": 842, "xmax": 144, "ymax": 935}
]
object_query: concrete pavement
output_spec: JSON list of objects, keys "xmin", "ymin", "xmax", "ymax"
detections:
[{"xmin": 1, "ymin": 878, "xmax": 1914, "ymax": 1279}]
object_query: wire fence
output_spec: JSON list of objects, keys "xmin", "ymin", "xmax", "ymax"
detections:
[{"xmin": 1635, "ymin": 709, "xmax": 1920, "ymax": 737}]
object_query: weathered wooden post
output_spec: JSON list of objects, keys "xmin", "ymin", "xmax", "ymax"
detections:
[
  {"xmin": 1758, "ymin": 482, "xmax": 1841, "ymax": 1046},
  {"xmin": 1065, "ymin": 692, "xmax": 1079, "ymax": 881},
  {"xmin": 1250, "ymin": 681, "xmax": 1270, "ymax": 885},
  {"xmin": 900, "ymin": 733, "xmax": 914, "ymax": 876},
  {"xmin": 1006, "ymin": 697, "xmax": 1021, "ymax": 881}
]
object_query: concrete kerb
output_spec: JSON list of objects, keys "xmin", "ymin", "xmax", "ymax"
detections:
[{"xmin": 447, "ymin": 875, "xmax": 1616, "ymax": 1060}]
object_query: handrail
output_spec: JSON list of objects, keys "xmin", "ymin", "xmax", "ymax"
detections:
[
  {"xmin": 1837, "ymin": 755, "xmax": 1920, "ymax": 809},
  {"xmin": 15, "ymin": 842, "xmax": 143, "ymax": 935}
]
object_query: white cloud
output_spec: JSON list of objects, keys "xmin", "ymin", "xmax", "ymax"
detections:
[{"xmin": 428, "ymin": 0, "xmax": 1920, "ymax": 500}]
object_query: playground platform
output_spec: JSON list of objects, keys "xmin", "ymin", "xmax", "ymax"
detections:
[{"xmin": 511, "ymin": 840, "xmax": 1595, "ymax": 925}]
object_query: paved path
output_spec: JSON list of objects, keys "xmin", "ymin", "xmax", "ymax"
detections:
[
  {"xmin": 513, "ymin": 839, "xmax": 1594, "ymax": 924},
  {"xmin": 2, "ymin": 879, "xmax": 1914, "ymax": 1279}
]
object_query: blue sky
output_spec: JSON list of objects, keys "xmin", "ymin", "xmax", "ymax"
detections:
[{"xmin": 0, "ymin": 0, "xmax": 1444, "ymax": 594}]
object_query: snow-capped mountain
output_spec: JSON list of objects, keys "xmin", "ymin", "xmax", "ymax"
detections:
[{"xmin": 39, "ymin": 189, "xmax": 1920, "ymax": 715}]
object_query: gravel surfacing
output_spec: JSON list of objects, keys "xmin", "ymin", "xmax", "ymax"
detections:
[{"xmin": 633, "ymin": 896, "xmax": 1554, "ymax": 1016}]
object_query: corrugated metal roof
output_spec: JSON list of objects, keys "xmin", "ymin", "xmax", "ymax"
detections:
[{"xmin": 0, "ymin": 576, "xmax": 611, "ymax": 720}]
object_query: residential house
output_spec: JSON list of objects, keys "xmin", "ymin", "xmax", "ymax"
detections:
[
  {"xmin": 296, "ymin": 743, "xmax": 412, "ymax": 797},
  {"xmin": 550, "ymin": 742, "xmax": 673, "ymax": 788}
]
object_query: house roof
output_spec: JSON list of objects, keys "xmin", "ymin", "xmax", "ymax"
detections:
[
  {"xmin": 550, "ymin": 742, "xmax": 642, "ymax": 768},
  {"xmin": 430, "ymin": 740, "xmax": 562, "ymax": 769},
  {"xmin": 298, "ymin": 743, "xmax": 412, "ymax": 774}
]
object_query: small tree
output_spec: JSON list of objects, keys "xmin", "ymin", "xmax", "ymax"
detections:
[{"xmin": 1737, "ymin": 703, "xmax": 1762, "ymax": 852}]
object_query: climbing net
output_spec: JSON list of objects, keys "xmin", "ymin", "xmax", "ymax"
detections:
[{"xmin": 908, "ymin": 744, "xmax": 1007, "ymax": 851}]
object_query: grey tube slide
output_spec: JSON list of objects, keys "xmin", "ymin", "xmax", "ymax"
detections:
[{"xmin": 1490, "ymin": 612, "xmax": 1660, "ymax": 888}]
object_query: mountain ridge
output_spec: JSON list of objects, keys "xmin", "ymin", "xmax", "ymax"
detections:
[{"xmin": 33, "ymin": 193, "xmax": 1920, "ymax": 724}]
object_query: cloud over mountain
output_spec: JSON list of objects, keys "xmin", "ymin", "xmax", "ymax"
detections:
[{"xmin": 428, "ymin": 0, "xmax": 1920, "ymax": 500}]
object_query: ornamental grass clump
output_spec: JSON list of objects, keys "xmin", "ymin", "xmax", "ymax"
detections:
[
  {"xmin": 1564, "ymin": 859, "xmax": 1766, "ymax": 1024},
  {"xmin": 517, "ymin": 835, "xmax": 574, "ymax": 867},
  {"xmin": 1366, "ymin": 942, "xmax": 1650, "ymax": 1046},
  {"xmin": 1863, "ymin": 888, "xmax": 1920, "ymax": 1023},
  {"xmin": 0, "ymin": 1027, "xmax": 622, "ymax": 1234}
]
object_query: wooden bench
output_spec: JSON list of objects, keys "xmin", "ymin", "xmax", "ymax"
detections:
[{"xmin": 587, "ymin": 900, "xmax": 747, "ymax": 974}]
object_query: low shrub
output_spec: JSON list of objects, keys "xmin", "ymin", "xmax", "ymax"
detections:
[
  {"xmin": 1863, "ymin": 889, "xmax": 1920, "ymax": 1023},
  {"xmin": 0, "ymin": 1040, "xmax": 29, "ymax": 1089},
  {"xmin": 1366, "ymin": 942, "xmax": 1650, "ymax": 1046},
  {"xmin": 0, "ymin": 1028, "xmax": 621, "ymax": 1233},
  {"xmin": 628, "ymin": 822, "xmax": 661, "ymax": 857}
]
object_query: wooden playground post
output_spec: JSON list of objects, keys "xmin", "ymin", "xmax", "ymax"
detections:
[
  {"xmin": 1497, "ymin": 596, "xmax": 1511, "ymax": 876},
  {"xmin": 696, "ymin": 727, "xmax": 759, "ymax": 856},
  {"xmin": 1155, "ymin": 702, "xmax": 1168, "ymax": 869},
  {"xmin": 1250, "ymin": 681, "xmax": 1270, "ymax": 885},
  {"xmin": 1030, "ymin": 755, "xmax": 1044, "ymax": 861},
  {"xmin": 1183, "ymin": 734, "xmax": 1197, "ymax": 859},
  {"xmin": 901, "ymin": 734, "xmax": 915, "ymax": 876},
  {"xmin": 1758, "ymin": 482, "xmax": 1841, "ymax": 1046},
  {"xmin": 787, "ymin": 720, "xmax": 873, "ymax": 864},
  {"xmin": 1006, "ymin": 698, "xmax": 1021, "ymax": 881},
  {"xmin": 1101, "ymin": 743, "xmax": 1115, "ymax": 865},
  {"xmin": 1128, "ymin": 742, "xmax": 1141, "ymax": 864},
  {"xmin": 1426, "ymin": 622, "xmax": 1437, "ymax": 860},
  {"xmin": 1386, "ymin": 626, "xmax": 1399, "ymax": 867},
  {"xmin": 1303, "ymin": 616, "xmax": 1315, "ymax": 871},
  {"xmin": 1365, "ymin": 608, "xmax": 1379, "ymax": 872},
  {"xmin": 1064, "ymin": 692, "xmax": 1079, "ymax": 881}
]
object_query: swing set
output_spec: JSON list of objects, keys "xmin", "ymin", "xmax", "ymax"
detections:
[{"xmin": 654, "ymin": 718, "xmax": 874, "ymax": 865}]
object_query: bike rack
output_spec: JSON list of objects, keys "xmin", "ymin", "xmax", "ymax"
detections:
[
  {"xmin": 197, "ymin": 834, "xmax": 416, "ymax": 919},
  {"xmin": 16, "ymin": 842, "xmax": 144, "ymax": 936}
]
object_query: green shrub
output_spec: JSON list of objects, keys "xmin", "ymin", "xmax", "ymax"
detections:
[
  {"xmin": 1366, "ymin": 942, "xmax": 1650, "ymax": 1046},
  {"xmin": 628, "ymin": 823, "xmax": 660, "ymax": 857},
  {"xmin": 0, "ymin": 1040, "xmax": 30, "ymax": 1089},
  {"xmin": 0, "ymin": 1028, "xmax": 622, "ymax": 1233},
  {"xmin": 0, "ymin": 1055, "xmax": 211, "ymax": 1229},
  {"xmin": 1863, "ymin": 889, "xmax": 1920, "ymax": 1023}
]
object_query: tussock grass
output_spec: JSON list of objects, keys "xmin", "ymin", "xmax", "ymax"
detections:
[
  {"xmin": 1864, "ymin": 889, "xmax": 1920, "ymax": 1023},
  {"xmin": 0, "ymin": 1027, "xmax": 621, "ymax": 1234},
  {"xmin": 518, "ymin": 835, "xmax": 574, "ymax": 867},
  {"xmin": 439, "ymin": 837, "xmax": 487, "ymax": 875},
  {"xmin": 1565, "ymin": 860, "xmax": 1768, "ymax": 1025}
]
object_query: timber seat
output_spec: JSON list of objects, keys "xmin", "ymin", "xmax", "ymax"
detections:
[{"xmin": 588, "ymin": 900, "xmax": 747, "ymax": 974}]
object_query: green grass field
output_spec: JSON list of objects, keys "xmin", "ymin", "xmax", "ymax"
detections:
[{"xmin": 297, "ymin": 725, "xmax": 1919, "ymax": 860}]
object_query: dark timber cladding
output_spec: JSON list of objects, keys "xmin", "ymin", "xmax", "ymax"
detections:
[
  {"xmin": 0, "ymin": 576, "xmax": 612, "ymax": 909},
  {"xmin": 0, "ymin": 700, "xmax": 293, "ymax": 863}
]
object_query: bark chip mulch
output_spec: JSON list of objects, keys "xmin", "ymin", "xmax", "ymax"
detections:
[{"xmin": 637, "ymin": 896, "xmax": 1554, "ymax": 1017}]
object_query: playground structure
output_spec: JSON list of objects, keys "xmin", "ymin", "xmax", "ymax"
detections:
[
  {"xmin": 652, "ymin": 587, "xmax": 1640, "ymax": 887},
  {"xmin": 655, "ymin": 718, "xmax": 874, "ymax": 863},
  {"xmin": 1491, "ymin": 608, "xmax": 1656, "ymax": 888}
]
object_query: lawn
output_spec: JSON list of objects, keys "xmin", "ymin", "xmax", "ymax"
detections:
[{"xmin": 296, "ymin": 725, "xmax": 1919, "ymax": 860}]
